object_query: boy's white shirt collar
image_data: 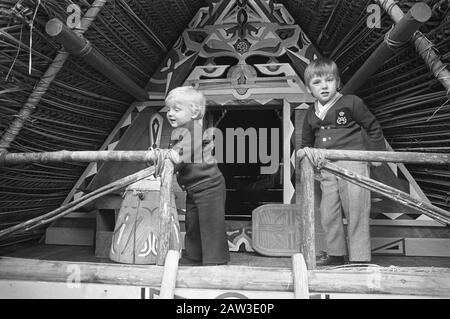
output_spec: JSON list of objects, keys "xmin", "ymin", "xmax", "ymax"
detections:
[{"xmin": 315, "ymin": 92, "xmax": 343, "ymax": 120}]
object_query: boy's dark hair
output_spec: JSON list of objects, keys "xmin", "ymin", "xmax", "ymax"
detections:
[{"xmin": 304, "ymin": 58, "xmax": 340, "ymax": 87}]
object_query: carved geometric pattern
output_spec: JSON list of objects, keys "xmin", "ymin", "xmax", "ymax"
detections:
[
  {"xmin": 70, "ymin": 104, "xmax": 152, "ymax": 202},
  {"xmin": 149, "ymin": 113, "xmax": 164, "ymax": 149},
  {"xmin": 371, "ymin": 238, "xmax": 406, "ymax": 255}
]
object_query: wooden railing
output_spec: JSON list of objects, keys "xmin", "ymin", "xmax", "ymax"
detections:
[
  {"xmin": 1, "ymin": 148, "xmax": 449, "ymax": 275},
  {"xmin": 0, "ymin": 150, "xmax": 182, "ymax": 268},
  {"xmin": 297, "ymin": 148, "xmax": 450, "ymax": 269}
]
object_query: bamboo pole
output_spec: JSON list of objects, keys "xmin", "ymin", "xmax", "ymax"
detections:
[
  {"xmin": 292, "ymin": 253, "xmax": 309, "ymax": 299},
  {"xmin": 377, "ymin": 0, "xmax": 450, "ymax": 93},
  {"xmin": 159, "ymin": 250, "xmax": 180, "ymax": 299},
  {"xmin": 0, "ymin": 0, "xmax": 107, "ymax": 153},
  {"xmin": 0, "ymin": 166, "xmax": 155, "ymax": 240},
  {"xmin": 45, "ymin": 18, "xmax": 149, "ymax": 101},
  {"xmin": 342, "ymin": 2, "xmax": 431, "ymax": 94},
  {"xmin": 1, "ymin": 257, "xmax": 450, "ymax": 297},
  {"xmin": 0, "ymin": 150, "xmax": 157, "ymax": 165},
  {"xmin": 298, "ymin": 157, "xmax": 316, "ymax": 269},
  {"xmin": 297, "ymin": 149, "xmax": 450, "ymax": 165}
]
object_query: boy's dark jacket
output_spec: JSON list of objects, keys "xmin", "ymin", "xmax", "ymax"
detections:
[{"xmin": 301, "ymin": 94, "xmax": 386, "ymax": 151}]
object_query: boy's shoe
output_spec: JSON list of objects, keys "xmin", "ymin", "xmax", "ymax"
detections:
[{"xmin": 316, "ymin": 254, "xmax": 345, "ymax": 266}]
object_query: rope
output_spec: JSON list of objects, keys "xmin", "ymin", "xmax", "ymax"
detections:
[
  {"xmin": 148, "ymin": 147, "xmax": 180, "ymax": 177},
  {"xmin": 378, "ymin": 0, "xmax": 399, "ymax": 18},
  {"xmin": 302, "ymin": 147, "xmax": 327, "ymax": 169},
  {"xmin": 384, "ymin": 25, "xmax": 409, "ymax": 50}
]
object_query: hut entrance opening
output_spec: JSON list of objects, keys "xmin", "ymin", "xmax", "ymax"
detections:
[{"xmin": 211, "ymin": 107, "xmax": 283, "ymax": 219}]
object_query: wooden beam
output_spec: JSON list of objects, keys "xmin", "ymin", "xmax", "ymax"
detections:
[
  {"xmin": 1, "ymin": 257, "xmax": 449, "ymax": 297},
  {"xmin": 342, "ymin": 2, "xmax": 431, "ymax": 94},
  {"xmin": 0, "ymin": 150, "xmax": 157, "ymax": 165},
  {"xmin": 0, "ymin": 0, "xmax": 107, "ymax": 153},
  {"xmin": 297, "ymin": 149, "xmax": 450, "ymax": 165},
  {"xmin": 45, "ymin": 18, "xmax": 149, "ymax": 101}
]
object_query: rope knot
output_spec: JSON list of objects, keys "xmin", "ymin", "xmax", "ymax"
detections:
[{"xmin": 303, "ymin": 147, "xmax": 327, "ymax": 169}]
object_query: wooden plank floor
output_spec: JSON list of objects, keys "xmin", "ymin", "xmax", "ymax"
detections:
[{"xmin": 2, "ymin": 243, "xmax": 450, "ymax": 269}]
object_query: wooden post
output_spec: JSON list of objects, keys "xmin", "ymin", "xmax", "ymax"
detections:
[
  {"xmin": 292, "ymin": 253, "xmax": 309, "ymax": 299},
  {"xmin": 298, "ymin": 157, "xmax": 316, "ymax": 269},
  {"xmin": 159, "ymin": 250, "xmax": 180, "ymax": 299},
  {"xmin": 156, "ymin": 159, "xmax": 175, "ymax": 266},
  {"xmin": 45, "ymin": 18, "xmax": 149, "ymax": 101},
  {"xmin": 342, "ymin": 3, "xmax": 431, "ymax": 94}
]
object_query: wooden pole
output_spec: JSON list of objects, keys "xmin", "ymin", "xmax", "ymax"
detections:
[
  {"xmin": 377, "ymin": 0, "xmax": 450, "ymax": 93},
  {"xmin": 0, "ymin": 150, "xmax": 157, "ymax": 165},
  {"xmin": 342, "ymin": 2, "xmax": 431, "ymax": 94},
  {"xmin": 298, "ymin": 157, "xmax": 316, "ymax": 269},
  {"xmin": 159, "ymin": 250, "xmax": 180, "ymax": 299},
  {"xmin": 156, "ymin": 159, "xmax": 175, "ymax": 266},
  {"xmin": 2, "ymin": 257, "xmax": 450, "ymax": 297},
  {"xmin": 297, "ymin": 149, "xmax": 450, "ymax": 165},
  {"xmin": 0, "ymin": 0, "xmax": 107, "ymax": 153},
  {"xmin": 45, "ymin": 18, "xmax": 149, "ymax": 101},
  {"xmin": 292, "ymin": 253, "xmax": 309, "ymax": 299}
]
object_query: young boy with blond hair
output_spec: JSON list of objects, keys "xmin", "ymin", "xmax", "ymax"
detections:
[
  {"xmin": 301, "ymin": 58, "xmax": 386, "ymax": 265},
  {"xmin": 165, "ymin": 86, "xmax": 229, "ymax": 266}
]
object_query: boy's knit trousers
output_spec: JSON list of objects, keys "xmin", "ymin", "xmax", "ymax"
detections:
[
  {"xmin": 184, "ymin": 174, "xmax": 230, "ymax": 265},
  {"xmin": 319, "ymin": 161, "xmax": 371, "ymax": 262}
]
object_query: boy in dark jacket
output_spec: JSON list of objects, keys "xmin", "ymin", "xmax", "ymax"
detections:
[
  {"xmin": 165, "ymin": 86, "xmax": 229, "ymax": 266},
  {"xmin": 301, "ymin": 58, "xmax": 386, "ymax": 265}
]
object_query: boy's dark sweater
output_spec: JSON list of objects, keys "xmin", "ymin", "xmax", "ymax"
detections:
[
  {"xmin": 301, "ymin": 94, "xmax": 386, "ymax": 151},
  {"xmin": 169, "ymin": 121, "xmax": 222, "ymax": 191}
]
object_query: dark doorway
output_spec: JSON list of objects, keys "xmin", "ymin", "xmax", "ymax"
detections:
[{"xmin": 211, "ymin": 108, "xmax": 283, "ymax": 219}]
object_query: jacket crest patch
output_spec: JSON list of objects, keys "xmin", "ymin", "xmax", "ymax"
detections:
[{"xmin": 336, "ymin": 110, "xmax": 348, "ymax": 125}]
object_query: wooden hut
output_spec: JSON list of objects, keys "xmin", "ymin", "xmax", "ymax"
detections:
[{"xmin": 0, "ymin": 0, "xmax": 449, "ymax": 299}]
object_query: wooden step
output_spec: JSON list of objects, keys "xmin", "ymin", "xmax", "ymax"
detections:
[{"xmin": 45, "ymin": 215, "xmax": 95, "ymax": 246}]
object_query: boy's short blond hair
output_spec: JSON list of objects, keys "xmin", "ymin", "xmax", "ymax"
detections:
[
  {"xmin": 165, "ymin": 86, "xmax": 206, "ymax": 120},
  {"xmin": 304, "ymin": 58, "xmax": 340, "ymax": 88}
]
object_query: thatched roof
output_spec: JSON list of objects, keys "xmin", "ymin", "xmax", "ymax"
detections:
[{"xmin": 0, "ymin": 0, "xmax": 449, "ymax": 248}]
